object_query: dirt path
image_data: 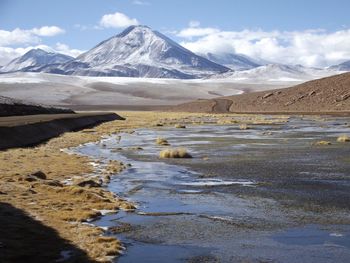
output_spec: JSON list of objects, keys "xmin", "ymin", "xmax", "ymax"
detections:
[{"xmin": 211, "ymin": 99, "xmax": 233, "ymax": 113}]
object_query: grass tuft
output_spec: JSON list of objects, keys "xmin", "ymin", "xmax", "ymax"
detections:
[
  {"xmin": 239, "ymin": 124, "xmax": 249, "ymax": 130},
  {"xmin": 156, "ymin": 137, "xmax": 170, "ymax": 146},
  {"xmin": 337, "ymin": 135, "xmax": 350, "ymax": 142},
  {"xmin": 175, "ymin": 124, "xmax": 186, "ymax": 129},
  {"xmin": 314, "ymin": 140, "xmax": 332, "ymax": 146},
  {"xmin": 159, "ymin": 148, "xmax": 192, "ymax": 158}
]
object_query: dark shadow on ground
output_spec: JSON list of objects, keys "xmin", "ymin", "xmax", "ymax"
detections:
[{"xmin": 0, "ymin": 202, "xmax": 96, "ymax": 263}]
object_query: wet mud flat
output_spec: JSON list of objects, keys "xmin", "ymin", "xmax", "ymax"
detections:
[{"xmin": 73, "ymin": 115, "xmax": 350, "ymax": 263}]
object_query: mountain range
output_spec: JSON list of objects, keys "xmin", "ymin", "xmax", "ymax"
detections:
[
  {"xmin": 1, "ymin": 26, "xmax": 229, "ymax": 79},
  {"xmin": 1, "ymin": 49, "xmax": 73, "ymax": 73},
  {"xmin": 210, "ymin": 64, "xmax": 341, "ymax": 82},
  {"xmin": 200, "ymin": 52, "xmax": 262, "ymax": 70},
  {"xmin": 329, "ymin": 60, "xmax": 350, "ymax": 71},
  {"xmin": 0, "ymin": 25, "xmax": 349, "ymax": 80}
]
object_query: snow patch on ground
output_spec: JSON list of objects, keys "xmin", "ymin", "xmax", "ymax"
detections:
[
  {"xmin": 180, "ymin": 179, "xmax": 255, "ymax": 187},
  {"xmin": 0, "ymin": 72, "xmax": 295, "ymax": 106},
  {"xmin": 56, "ymin": 250, "xmax": 74, "ymax": 262}
]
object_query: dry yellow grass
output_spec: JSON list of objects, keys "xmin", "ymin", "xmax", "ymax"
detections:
[
  {"xmin": 159, "ymin": 148, "xmax": 192, "ymax": 158},
  {"xmin": 0, "ymin": 111, "xmax": 209, "ymax": 262},
  {"xmin": 314, "ymin": 140, "xmax": 332, "ymax": 146},
  {"xmin": 217, "ymin": 119, "xmax": 238, "ymax": 125},
  {"xmin": 337, "ymin": 135, "xmax": 350, "ymax": 142},
  {"xmin": 175, "ymin": 123, "xmax": 186, "ymax": 128},
  {"xmin": 0, "ymin": 111, "xmax": 305, "ymax": 261},
  {"xmin": 156, "ymin": 137, "xmax": 170, "ymax": 146},
  {"xmin": 239, "ymin": 123, "xmax": 249, "ymax": 130}
]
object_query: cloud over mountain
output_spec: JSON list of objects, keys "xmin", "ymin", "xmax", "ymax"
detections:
[
  {"xmin": 99, "ymin": 12, "xmax": 139, "ymax": 28},
  {"xmin": 30, "ymin": 26, "xmax": 65, "ymax": 37},
  {"xmin": 0, "ymin": 26, "xmax": 65, "ymax": 46},
  {"xmin": 0, "ymin": 26, "xmax": 83, "ymax": 66},
  {"xmin": 177, "ymin": 24, "xmax": 350, "ymax": 67}
]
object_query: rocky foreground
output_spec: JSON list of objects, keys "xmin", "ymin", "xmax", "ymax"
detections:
[{"xmin": 171, "ymin": 72, "xmax": 350, "ymax": 113}]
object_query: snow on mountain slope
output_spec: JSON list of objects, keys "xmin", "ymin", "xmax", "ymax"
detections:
[
  {"xmin": 1, "ymin": 49, "xmax": 73, "ymax": 73},
  {"xmin": 1, "ymin": 26, "xmax": 344, "ymax": 81},
  {"xmin": 53, "ymin": 25, "xmax": 229, "ymax": 78},
  {"xmin": 329, "ymin": 60, "xmax": 350, "ymax": 71},
  {"xmin": 201, "ymin": 52, "xmax": 261, "ymax": 70},
  {"xmin": 0, "ymin": 72, "xmax": 290, "ymax": 106},
  {"xmin": 211, "ymin": 64, "xmax": 342, "ymax": 83}
]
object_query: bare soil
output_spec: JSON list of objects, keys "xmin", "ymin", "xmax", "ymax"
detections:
[{"xmin": 171, "ymin": 72, "xmax": 350, "ymax": 114}]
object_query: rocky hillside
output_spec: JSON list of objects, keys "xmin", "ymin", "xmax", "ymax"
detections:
[{"xmin": 171, "ymin": 72, "xmax": 350, "ymax": 113}]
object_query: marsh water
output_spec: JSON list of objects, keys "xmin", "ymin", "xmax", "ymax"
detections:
[{"xmin": 74, "ymin": 115, "xmax": 350, "ymax": 263}]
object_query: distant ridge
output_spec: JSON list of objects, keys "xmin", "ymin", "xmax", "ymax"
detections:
[
  {"xmin": 0, "ymin": 49, "xmax": 73, "ymax": 73},
  {"xmin": 201, "ymin": 52, "xmax": 261, "ymax": 70},
  {"xmin": 209, "ymin": 64, "xmax": 341, "ymax": 83},
  {"xmin": 330, "ymin": 60, "xmax": 350, "ymax": 71}
]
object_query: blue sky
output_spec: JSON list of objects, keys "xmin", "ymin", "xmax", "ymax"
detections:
[{"xmin": 0, "ymin": 0, "xmax": 350, "ymax": 66}]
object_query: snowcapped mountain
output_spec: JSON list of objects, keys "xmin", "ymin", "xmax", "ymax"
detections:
[
  {"xmin": 329, "ymin": 60, "xmax": 350, "ymax": 71},
  {"xmin": 211, "ymin": 64, "xmax": 342, "ymax": 83},
  {"xmin": 1, "ymin": 49, "xmax": 73, "ymax": 73},
  {"xmin": 201, "ymin": 52, "xmax": 261, "ymax": 70},
  {"xmin": 49, "ymin": 25, "xmax": 229, "ymax": 78},
  {"xmin": 1, "ymin": 26, "xmax": 345, "ymax": 81}
]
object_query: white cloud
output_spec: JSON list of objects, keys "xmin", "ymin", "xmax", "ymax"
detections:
[
  {"xmin": 0, "ymin": 47, "xmax": 27, "ymax": 65},
  {"xmin": 132, "ymin": 0, "xmax": 150, "ymax": 5},
  {"xmin": 176, "ymin": 21, "xmax": 220, "ymax": 38},
  {"xmin": 0, "ymin": 28, "xmax": 39, "ymax": 46},
  {"xmin": 31, "ymin": 26, "xmax": 65, "ymax": 36},
  {"xmin": 100, "ymin": 12, "xmax": 139, "ymax": 28},
  {"xmin": 177, "ymin": 26, "xmax": 350, "ymax": 67},
  {"xmin": 0, "ymin": 26, "xmax": 72, "ymax": 66},
  {"xmin": 177, "ymin": 27, "xmax": 220, "ymax": 38},
  {"xmin": 55, "ymin": 42, "xmax": 84, "ymax": 57},
  {"xmin": 0, "ymin": 26, "xmax": 65, "ymax": 46},
  {"xmin": 0, "ymin": 43, "xmax": 84, "ymax": 66}
]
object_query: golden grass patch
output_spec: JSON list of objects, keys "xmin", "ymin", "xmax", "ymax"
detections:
[
  {"xmin": 337, "ymin": 135, "xmax": 350, "ymax": 142},
  {"xmin": 175, "ymin": 124, "xmax": 186, "ymax": 129},
  {"xmin": 156, "ymin": 137, "xmax": 170, "ymax": 146},
  {"xmin": 239, "ymin": 123, "xmax": 249, "ymax": 130},
  {"xmin": 314, "ymin": 140, "xmax": 332, "ymax": 146},
  {"xmin": 159, "ymin": 148, "xmax": 192, "ymax": 158}
]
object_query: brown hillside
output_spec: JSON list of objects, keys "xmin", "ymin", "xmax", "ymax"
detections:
[{"xmin": 171, "ymin": 72, "xmax": 350, "ymax": 114}]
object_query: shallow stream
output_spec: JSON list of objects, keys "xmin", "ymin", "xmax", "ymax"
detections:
[{"xmin": 73, "ymin": 116, "xmax": 350, "ymax": 262}]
